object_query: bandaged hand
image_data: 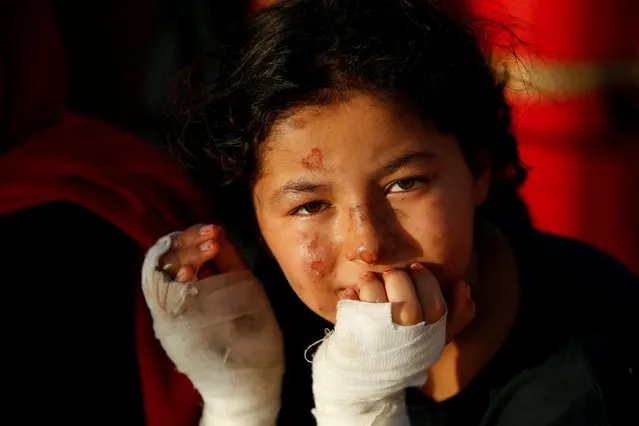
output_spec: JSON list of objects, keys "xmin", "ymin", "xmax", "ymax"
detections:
[
  {"xmin": 311, "ymin": 264, "xmax": 448, "ymax": 426},
  {"xmin": 141, "ymin": 225, "xmax": 284, "ymax": 426}
]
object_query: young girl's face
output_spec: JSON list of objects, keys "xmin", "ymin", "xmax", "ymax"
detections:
[{"xmin": 253, "ymin": 93, "xmax": 490, "ymax": 323}]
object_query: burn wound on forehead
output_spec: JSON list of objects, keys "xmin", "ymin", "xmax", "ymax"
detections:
[{"xmin": 301, "ymin": 148, "xmax": 324, "ymax": 171}]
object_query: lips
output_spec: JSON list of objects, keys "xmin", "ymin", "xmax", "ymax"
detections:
[
  {"xmin": 332, "ymin": 265, "xmax": 410, "ymax": 293},
  {"xmin": 333, "ymin": 264, "xmax": 452, "ymax": 301}
]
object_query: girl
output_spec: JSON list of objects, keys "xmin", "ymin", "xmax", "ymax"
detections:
[{"xmin": 142, "ymin": 0, "xmax": 638, "ymax": 424}]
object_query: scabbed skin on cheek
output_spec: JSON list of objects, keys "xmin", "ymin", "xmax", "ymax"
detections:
[
  {"xmin": 300, "ymin": 234, "xmax": 331, "ymax": 281},
  {"xmin": 288, "ymin": 233, "xmax": 342, "ymax": 319},
  {"xmin": 311, "ymin": 260, "xmax": 327, "ymax": 276}
]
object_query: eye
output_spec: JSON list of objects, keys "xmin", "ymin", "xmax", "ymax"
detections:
[
  {"xmin": 386, "ymin": 178, "xmax": 428, "ymax": 194},
  {"xmin": 291, "ymin": 201, "xmax": 330, "ymax": 216}
]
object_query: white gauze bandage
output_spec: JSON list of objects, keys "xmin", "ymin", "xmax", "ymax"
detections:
[
  {"xmin": 311, "ymin": 299, "xmax": 447, "ymax": 426},
  {"xmin": 141, "ymin": 234, "xmax": 285, "ymax": 426}
]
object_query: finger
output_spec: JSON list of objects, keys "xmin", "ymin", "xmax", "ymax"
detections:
[
  {"xmin": 180, "ymin": 239, "xmax": 220, "ymax": 269},
  {"xmin": 171, "ymin": 224, "xmax": 221, "ymax": 251},
  {"xmin": 382, "ymin": 267, "xmax": 423, "ymax": 326},
  {"xmin": 357, "ymin": 272, "xmax": 388, "ymax": 303},
  {"xmin": 159, "ymin": 243, "xmax": 219, "ymax": 282},
  {"xmin": 212, "ymin": 229, "xmax": 248, "ymax": 273},
  {"xmin": 158, "ymin": 224, "xmax": 221, "ymax": 278},
  {"xmin": 198, "ymin": 263, "xmax": 214, "ymax": 279},
  {"xmin": 159, "ymin": 239, "xmax": 219, "ymax": 280},
  {"xmin": 175, "ymin": 265, "xmax": 196, "ymax": 283},
  {"xmin": 409, "ymin": 263, "xmax": 447, "ymax": 324},
  {"xmin": 445, "ymin": 280, "xmax": 476, "ymax": 343},
  {"xmin": 339, "ymin": 287, "xmax": 360, "ymax": 301},
  {"xmin": 158, "ymin": 250, "xmax": 182, "ymax": 277}
]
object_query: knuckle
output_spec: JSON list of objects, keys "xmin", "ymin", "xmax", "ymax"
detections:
[
  {"xmin": 171, "ymin": 234, "xmax": 184, "ymax": 250},
  {"xmin": 359, "ymin": 281, "xmax": 385, "ymax": 302},
  {"xmin": 386, "ymin": 268, "xmax": 409, "ymax": 280},
  {"xmin": 189, "ymin": 223, "xmax": 206, "ymax": 233},
  {"xmin": 466, "ymin": 302, "xmax": 477, "ymax": 321},
  {"xmin": 401, "ymin": 306, "xmax": 423, "ymax": 325},
  {"xmin": 159, "ymin": 252, "xmax": 181, "ymax": 275},
  {"xmin": 424, "ymin": 297, "xmax": 447, "ymax": 323},
  {"xmin": 435, "ymin": 297, "xmax": 447, "ymax": 317}
]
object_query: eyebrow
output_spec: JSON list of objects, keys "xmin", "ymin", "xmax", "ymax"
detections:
[
  {"xmin": 379, "ymin": 151, "xmax": 437, "ymax": 176},
  {"xmin": 269, "ymin": 180, "xmax": 330, "ymax": 204},
  {"xmin": 268, "ymin": 151, "xmax": 436, "ymax": 204}
]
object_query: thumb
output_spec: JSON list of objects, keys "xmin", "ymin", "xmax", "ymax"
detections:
[
  {"xmin": 212, "ymin": 228, "xmax": 249, "ymax": 273},
  {"xmin": 445, "ymin": 280, "xmax": 476, "ymax": 343}
]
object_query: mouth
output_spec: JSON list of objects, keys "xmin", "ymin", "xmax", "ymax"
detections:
[
  {"xmin": 333, "ymin": 264, "xmax": 453, "ymax": 302},
  {"xmin": 332, "ymin": 265, "xmax": 412, "ymax": 293}
]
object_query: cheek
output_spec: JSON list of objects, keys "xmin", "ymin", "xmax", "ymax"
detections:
[
  {"xmin": 402, "ymin": 192, "xmax": 475, "ymax": 281},
  {"xmin": 254, "ymin": 190, "xmax": 339, "ymax": 321},
  {"xmin": 263, "ymin": 228, "xmax": 335, "ymax": 290},
  {"xmin": 299, "ymin": 234, "xmax": 336, "ymax": 283},
  {"xmin": 273, "ymin": 232, "xmax": 339, "ymax": 321}
]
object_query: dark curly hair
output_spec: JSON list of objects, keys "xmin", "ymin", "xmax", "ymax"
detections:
[{"xmin": 170, "ymin": 0, "xmax": 531, "ymax": 238}]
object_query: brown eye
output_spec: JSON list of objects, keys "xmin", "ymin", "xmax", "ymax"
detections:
[
  {"xmin": 396, "ymin": 179, "xmax": 415, "ymax": 190},
  {"xmin": 293, "ymin": 201, "xmax": 328, "ymax": 216},
  {"xmin": 303, "ymin": 202, "xmax": 323, "ymax": 213},
  {"xmin": 386, "ymin": 178, "xmax": 429, "ymax": 194}
]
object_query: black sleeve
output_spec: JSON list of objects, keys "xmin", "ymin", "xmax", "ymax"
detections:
[{"xmin": 1, "ymin": 202, "xmax": 145, "ymax": 424}]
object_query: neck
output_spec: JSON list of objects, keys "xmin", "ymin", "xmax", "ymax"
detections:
[{"xmin": 421, "ymin": 223, "xmax": 520, "ymax": 401}]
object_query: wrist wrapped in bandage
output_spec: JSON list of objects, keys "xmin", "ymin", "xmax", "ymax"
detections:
[
  {"xmin": 142, "ymin": 235, "xmax": 285, "ymax": 426},
  {"xmin": 311, "ymin": 300, "xmax": 447, "ymax": 426}
]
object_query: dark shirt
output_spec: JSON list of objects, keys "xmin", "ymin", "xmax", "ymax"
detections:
[{"xmin": 406, "ymin": 230, "xmax": 639, "ymax": 426}]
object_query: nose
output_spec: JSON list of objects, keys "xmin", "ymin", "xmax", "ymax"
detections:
[{"xmin": 343, "ymin": 203, "xmax": 394, "ymax": 265}]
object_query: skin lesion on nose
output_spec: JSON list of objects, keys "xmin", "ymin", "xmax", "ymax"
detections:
[
  {"xmin": 345, "ymin": 203, "xmax": 401, "ymax": 264},
  {"xmin": 358, "ymin": 247, "xmax": 378, "ymax": 264},
  {"xmin": 349, "ymin": 206, "xmax": 379, "ymax": 263},
  {"xmin": 349, "ymin": 205, "xmax": 368, "ymax": 223}
]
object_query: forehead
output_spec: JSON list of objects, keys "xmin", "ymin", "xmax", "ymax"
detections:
[{"xmin": 259, "ymin": 93, "xmax": 442, "ymax": 175}]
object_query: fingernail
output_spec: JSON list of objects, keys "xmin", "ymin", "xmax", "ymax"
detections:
[
  {"xmin": 383, "ymin": 267, "xmax": 393, "ymax": 273},
  {"xmin": 200, "ymin": 225, "xmax": 214, "ymax": 236},
  {"xmin": 341, "ymin": 288, "xmax": 357, "ymax": 300},
  {"xmin": 409, "ymin": 263, "xmax": 424, "ymax": 271},
  {"xmin": 464, "ymin": 282, "xmax": 472, "ymax": 299},
  {"xmin": 176, "ymin": 267, "xmax": 188, "ymax": 282},
  {"xmin": 199, "ymin": 241, "xmax": 213, "ymax": 251},
  {"xmin": 361, "ymin": 271, "xmax": 375, "ymax": 280}
]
